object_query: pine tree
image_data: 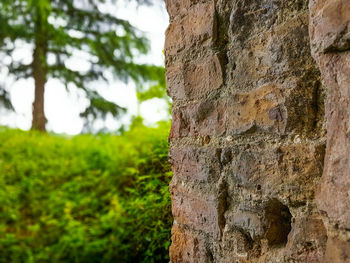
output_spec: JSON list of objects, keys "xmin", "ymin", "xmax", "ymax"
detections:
[{"xmin": 0, "ymin": 0, "xmax": 164, "ymax": 131}]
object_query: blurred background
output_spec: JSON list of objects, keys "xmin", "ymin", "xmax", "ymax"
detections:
[
  {"xmin": 0, "ymin": 0, "xmax": 172, "ymax": 262},
  {"xmin": 0, "ymin": 0, "xmax": 169, "ymax": 134}
]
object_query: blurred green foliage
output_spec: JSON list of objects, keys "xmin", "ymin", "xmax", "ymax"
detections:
[{"xmin": 0, "ymin": 121, "xmax": 172, "ymax": 262}]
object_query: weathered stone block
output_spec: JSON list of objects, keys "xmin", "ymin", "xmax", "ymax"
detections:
[
  {"xmin": 164, "ymin": 2, "xmax": 216, "ymax": 56},
  {"xmin": 165, "ymin": 0, "xmax": 205, "ymax": 20},
  {"xmin": 170, "ymin": 84, "xmax": 287, "ymax": 138},
  {"xmin": 314, "ymin": 53, "xmax": 350, "ymax": 229},
  {"xmin": 166, "ymin": 53, "xmax": 224, "ymax": 101},
  {"xmin": 218, "ymin": 225, "xmax": 254, "ymax": 261},
  {"xmin": 164, "ymin": 0, "xmax": 190, "ymax": 20},
  {"xmin": 227, "ymin": 14, "xmax": 312, "ymax": 92},
  {"xmin": 285, "ymin": 216, "xmax": 327, "ymax": 262},
  {"xmin": 170, "ymin": 100, "xmax": 226, "ymax": 138},
  {"xmin": 227, "ymin": 143, "xmax": 324, "ymax": 202},
  {"xmin": 309, "ymin": 0, "xmax": 350, "ymax": 54},
  {"xmin": 324, "ymin": 236, "xmax": 350, "ymax": 263},
  {"xmin": 170, "ymin": 183, "xmax": 221, "ymax": 238},
  {"xmin": 169, "ymin": 224, "xmax": 212, "ymax": 263},
  {"xmin": 169, "ymin": 147, "xmax": 221, "ymax": 184},
  {"xmin": 226, "ymin": 210, "xmax": 264, "ymax": 240},
  {"xmin": 229, "ymin": 0, "xmax": 309, "ymax": 44},
  {"xmin": 310, "ymin": 1, "xmax": 350, "ymax": 251}
]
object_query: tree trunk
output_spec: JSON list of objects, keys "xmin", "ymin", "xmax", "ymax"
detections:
[{"xmin": 31, "ymin": 26, "xmax": 47, "ymax": 131}]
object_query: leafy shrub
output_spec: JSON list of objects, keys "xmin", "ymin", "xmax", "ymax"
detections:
[{"xmin": 0, "ymin": 122, "xmax": 172, "ymax": 263}]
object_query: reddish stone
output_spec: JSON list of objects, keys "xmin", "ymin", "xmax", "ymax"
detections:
[
  {"xmin": 170, "ymin": 100, "xmax": 225, "ymax": 138},
  {"xmin": 166, "ymin": 53, "xmax": 224, "ymax": 101},
  {"xmin": 164, "ymin": 0, "xmax": 190, "ymax": 19},
  {"xmin": 324, "ymin": 237, "xmax": 350, "ymax": 263},
  {"xmin": 170, "ymin": 183, "xmax": 221, "ymax": 238},
  {"xmin": 309, "ymin": 0, "xmax": 350, "ymax": 54},
  {"xmin": 285, "ymin": 216, "xmax": 327, "ymax": 262},
  {"xmin": 170, "ymin": 84, "xmax": 287, "ymax": 138},
  {"xmin": 310, "ymin": 0, "xmax": 350, "ymax": 232},
  {"xmin": 164, "ymin": 0, "xmax": 203, "ymax": 20},
  {"xmin": 169, "ymin": 224, "xmax": 212, "ymax": 263},
  {"xmin": 314, "ymin": 51, "xmax": 350, "ymax": 231},
  {"xmin": 164, "ymin": 2, "xmax": 216, "ymax": 56},
  {"xmin": 169, "ymin": 147, "xmax": 221, "ymax": 184}
]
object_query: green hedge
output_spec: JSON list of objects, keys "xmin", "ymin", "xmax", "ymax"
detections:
[{"xmin": 0, "ymin": 122, "xmax": 172, "ymax": 263}]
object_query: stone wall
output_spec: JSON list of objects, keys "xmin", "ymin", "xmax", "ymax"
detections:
[{"xmin": 165, "ymin": 0, "xmax": 349, "ymax": 262}]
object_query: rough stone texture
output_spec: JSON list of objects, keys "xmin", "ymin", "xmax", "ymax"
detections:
[
  {"xmin": 169, "ymin": 224, "xmax": 212, "ymax": 263},
  {"xmin": 164, "ymin": 2, "xmax": 216, "ymax": 56},
  {"xmin": 166, "ymin": 53, "xmax": 224, "ymax": 101},
  {"xmin": 310, "ymin": 0, "xmax": 350, "ymax": 260},
  {"xmin": 165, "ymin": 0, "xmax": 335, "ymax": 262}
]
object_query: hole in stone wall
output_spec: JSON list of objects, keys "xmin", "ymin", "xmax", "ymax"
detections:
[{"xmin": 264, "ymin": 199, "xmax": 292, "ymax": 247}]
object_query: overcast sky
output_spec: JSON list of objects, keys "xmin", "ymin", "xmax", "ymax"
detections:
[{"xmin": 0, "ymin": 0, "xmax": 169, "ymax": 135}]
